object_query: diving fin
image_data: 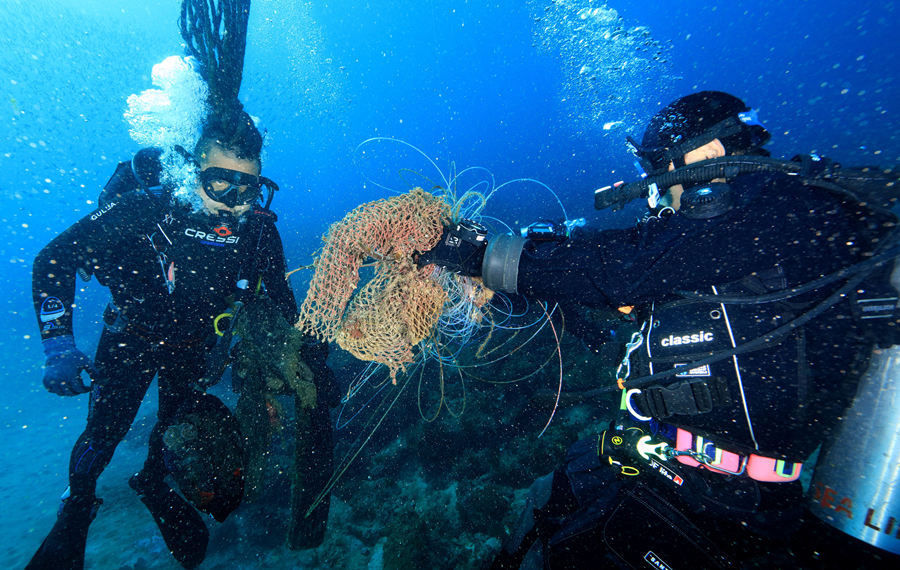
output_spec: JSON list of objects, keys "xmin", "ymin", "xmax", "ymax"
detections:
[
  {"xmin": 129, "ymin": 473, "xmax": 209, "ymax": 569},
  {"xmin": 26, "ymin": 494, "xmax": 102, "ymax": 570}
]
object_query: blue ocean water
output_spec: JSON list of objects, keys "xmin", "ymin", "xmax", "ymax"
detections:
[{"xmin": 1, "ymin": 0, "xmax": 897, "ymax": 567}]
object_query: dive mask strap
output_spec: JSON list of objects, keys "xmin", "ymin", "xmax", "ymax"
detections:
[{"xmin": 260, "ymin": 176, "xmax": 279, "ymax": 210}]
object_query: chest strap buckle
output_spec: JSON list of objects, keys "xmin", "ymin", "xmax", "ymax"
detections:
[{"xmin": 634, "ymin": 377, "xmax": 730, "ymax": 418}]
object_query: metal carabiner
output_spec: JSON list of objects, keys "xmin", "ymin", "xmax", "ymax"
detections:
[
  {"xmin": 615, "ymin": 328, "xmax": 645, "ymax": 389},
  {"xmin": 665, "ymin": 447, "xmax": 748, "ymax": 477},
  {"xmin": 666, "ymin": 448, "xmax": 710, "ymax": 461},
  {"xmin": 699, "ymin": 454, "xmax": 748, "ymax": 477}
]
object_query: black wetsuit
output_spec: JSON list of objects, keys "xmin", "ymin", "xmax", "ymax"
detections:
[
  {"xmin": 31, "ymin": 157, "xmax": 334, "ymax": 517},
  {"xmin": 498, "ymin": 171, "xmax": 899, "ymax": 567}
]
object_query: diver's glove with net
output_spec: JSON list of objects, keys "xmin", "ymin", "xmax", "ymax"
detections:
[
  {"xmin": 41, "ymin": 335, "xmax": 95, "ymax": 396},
  {"xmin": 417, "ymin": 220, "xmax": 488, "ymax": 276}
]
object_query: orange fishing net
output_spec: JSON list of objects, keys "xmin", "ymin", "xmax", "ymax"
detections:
[{"xmin": 297, "ymin": 188, "xmax": 450, "ymax": 378}]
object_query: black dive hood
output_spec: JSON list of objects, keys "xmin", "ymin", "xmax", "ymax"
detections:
[{"xmin": 594, "ymin": 155, "xmax": 900, "ymax": 212}]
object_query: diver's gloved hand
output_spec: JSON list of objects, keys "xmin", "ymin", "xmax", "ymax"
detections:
[
  {"xmin": 301, "ymin": 339, "xmax": 341, "ymax": 408},
  {"xmin": 41, "ymin": 335, "xmax": 95, "ymax": 396},
  {"xmin": 417, "ymin": 220, "xmax": 488, "ymax": 276}
]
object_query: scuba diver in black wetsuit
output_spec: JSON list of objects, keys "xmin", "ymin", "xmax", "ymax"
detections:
[
  {"xmin": 27, "ymin": 2, "xmax": 336, "ymax": 569},
  {"xmin": 419, "ymin": 91, "xmax": 900, "ymax": 568}
]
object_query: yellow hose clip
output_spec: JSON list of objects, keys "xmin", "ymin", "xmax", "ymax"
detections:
[{"xmin": 213, "ymin": 311, "xmax": 234, "ymax": 337}]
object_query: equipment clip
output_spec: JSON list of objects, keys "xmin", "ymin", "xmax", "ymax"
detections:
[{"xmin": 615, "ymin": 325, "xmax": 646, "ymax": 390}]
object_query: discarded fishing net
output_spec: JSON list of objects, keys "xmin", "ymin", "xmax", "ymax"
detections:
[{"xmin": 297, "ymin": 188, "xmax": 450, "ymax": 378}]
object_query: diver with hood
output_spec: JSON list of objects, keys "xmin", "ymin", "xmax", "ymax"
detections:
[
  {"xmin": 28, "ymin": 1, "xmax": 336, "ymax": 568},
  {"xmin": 420, "ymin": 91, "xmax": 900, "ymax": 567}
]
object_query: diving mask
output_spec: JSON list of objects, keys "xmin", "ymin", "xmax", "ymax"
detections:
[{"xmin": 199, "ymin": 167, "xmax": 278, "ymax": 208}]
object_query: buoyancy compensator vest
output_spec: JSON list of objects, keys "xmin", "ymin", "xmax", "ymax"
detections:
[
  {"xmin": 626, "ymin": 266, "xmax": 809, "ymax": 457},
  {"xmin": 620, "ymin": 214, "xmax": 900, "ymax": 556}
]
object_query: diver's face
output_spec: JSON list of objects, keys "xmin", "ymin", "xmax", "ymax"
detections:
[
  {"xmin": 662, "ymin": 138, "xmax": 726, "ymax": 210},
  {"xmin": 196, "ymin": 145, "xmax": 261, "ymax": 218}
]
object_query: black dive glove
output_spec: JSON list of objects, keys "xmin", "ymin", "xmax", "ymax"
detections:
[{"xmin": 417, "ymin": 220, "xmax": 488, "ymax": 276}]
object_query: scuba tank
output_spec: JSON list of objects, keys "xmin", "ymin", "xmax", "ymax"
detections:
[{"xmin": 808, "ymin": 263, "xmax": 900, "ymax": 555}]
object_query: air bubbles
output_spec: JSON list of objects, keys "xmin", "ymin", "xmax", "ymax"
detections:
[
  {"xmin": 123, "ymin": 56, "xmax": 210, "ymax": 210},
  {"xmin": 531, "ymin": 0, "xmax": 674, "ymax": 133},
  {"xmin": 124, "ymin": 56, "xmax": 209, "ymax": 152}
]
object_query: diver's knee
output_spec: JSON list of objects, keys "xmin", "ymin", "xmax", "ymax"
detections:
[
  {"xmin": 519, "ymin": 541, "xmax": 544, "ymax": 570},
  {"xmin": 499, "ymin": 471, "xmax": 557, "ymax": 561},
  {"xmin": 69, "ymin": 434, "xmax": 119, "ymax": 478},
  {"xmin": 528, "ymin": 472, "xmax": 555, "ymax": 506}
]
